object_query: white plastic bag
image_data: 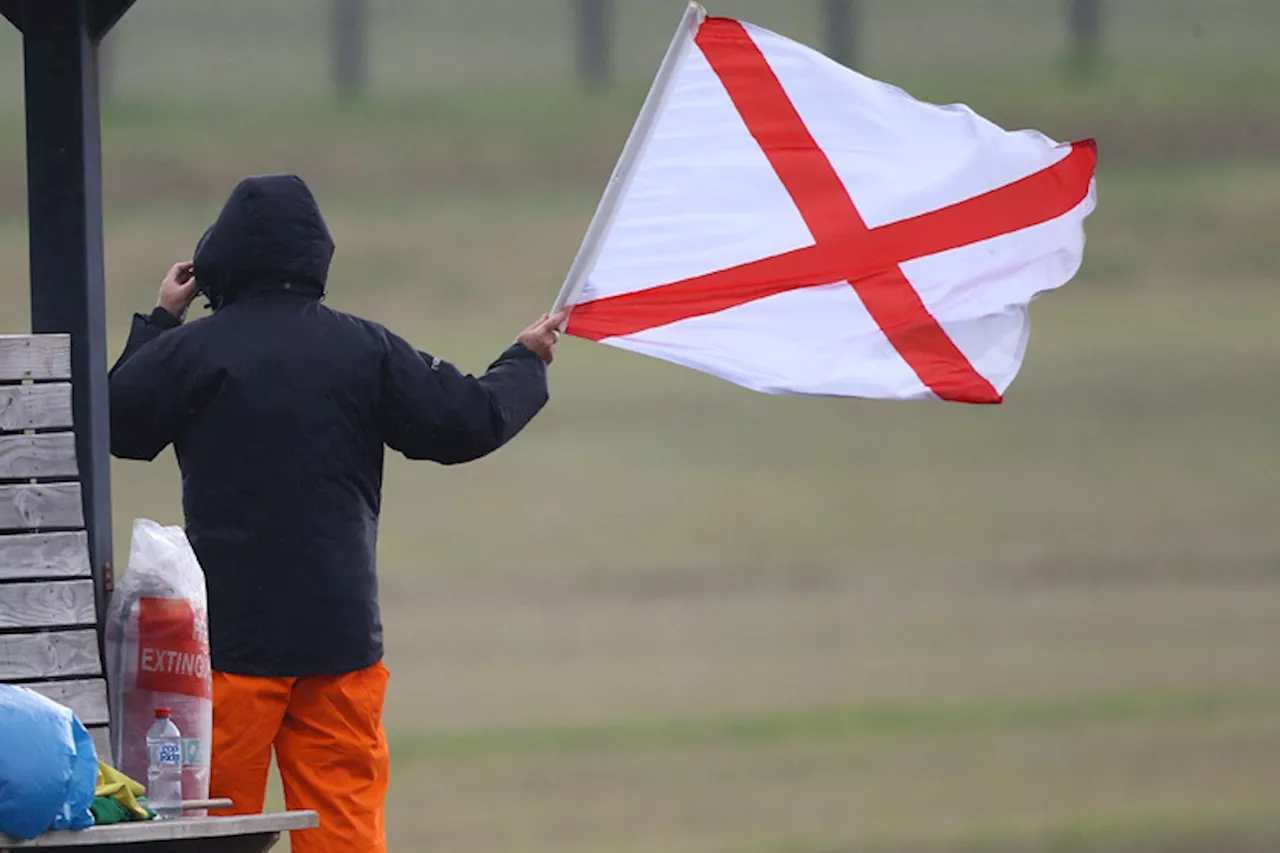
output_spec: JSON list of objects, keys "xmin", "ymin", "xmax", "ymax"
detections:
[{"xmin": 105, "ymin": 519, "xmax": 212, "ymax": 816}]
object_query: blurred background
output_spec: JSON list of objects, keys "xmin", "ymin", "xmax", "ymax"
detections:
[{"xmin": 2, "ymin": 1, "xmax": 1279, "ymax": 850}]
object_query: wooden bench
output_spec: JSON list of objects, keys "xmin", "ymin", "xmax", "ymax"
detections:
[{"xmin": 1, "ymin": 334, "xmax": 316, "ymax": 851}]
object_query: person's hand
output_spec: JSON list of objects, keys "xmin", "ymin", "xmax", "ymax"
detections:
[
  {"xmin": 157, "ymin": 261, "xmax": 199, "ymax": 322},
  {"xmin": 517, "ymin": 310, "xmax": 569, "ymax": 365}
]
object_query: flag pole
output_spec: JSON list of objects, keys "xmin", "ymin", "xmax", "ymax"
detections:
[{"xmin": 551, "ymin": 2, "xmax": 708, "ymax": 319}]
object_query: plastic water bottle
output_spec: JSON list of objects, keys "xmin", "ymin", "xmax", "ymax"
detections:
[{"xmin": 146, "ymin": 707, "xmax": 184, "ymax": 820}]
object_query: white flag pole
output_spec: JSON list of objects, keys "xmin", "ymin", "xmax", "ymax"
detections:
[{"xmin": 551, "ymin": 2, "xmax": 707, "ymax": 319}]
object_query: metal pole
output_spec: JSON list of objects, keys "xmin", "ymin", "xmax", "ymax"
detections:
[
  {"xmin": 553, "ymin": 3, "xmax": 707, "ymax": 315},
  {"xmin": 332, "ymin": 0, "xmax": 368, "ymax": 95},
  {"xmin": 823, "ymin": 0, "xmax": 859, "ymax": 69},
  {"xmin": 19, "ymin": 0, "xmax": 114, "ymax": 625},
  {"xmin": 575, "ymin": 0, "xmax": 613, "ymax": 86}
]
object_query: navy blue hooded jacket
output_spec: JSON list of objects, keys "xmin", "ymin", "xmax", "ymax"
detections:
[{"xmin": 109, "ymin": 175, "xmax": 549, "ymax": 677}]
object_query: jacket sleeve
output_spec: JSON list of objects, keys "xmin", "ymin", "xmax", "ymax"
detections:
[
  {"xmin": 108, "ymin": 308, "xmax": 190, "ymax": 461},
  {"xmin": 379, "ymin": 331, "xmax": 549, "ymax": 465}
]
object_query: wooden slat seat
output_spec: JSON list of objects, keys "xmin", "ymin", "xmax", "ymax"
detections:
[
  {"xmin": 0, "ymin": 433, "xmax": 80, "ymax": 479},
  {"xmin": 0, "ymin": 484, "xmax": 85, "ymax": 531},
  {"xmin": 0, "ymin": 629, "xmax": 102, "ymax": 679},
  {"xmin": 0, "ymin": 335, "xmax": 72, "ymax": 383},
  {"xmin": 1, "ymin": 335, "xmax": 108, "ymax": 759},
  {"xmin": 1, "ymin": 812, "xmax": 319, "ymax": 852},
  {"xmin": 0, "ymin": 383, "xmax": 74, "ymax": 432}
]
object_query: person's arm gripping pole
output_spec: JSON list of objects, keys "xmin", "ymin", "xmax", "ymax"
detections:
[{"xmin": 551, "ymin": 2, "xmax": 708, "ymax": 324}]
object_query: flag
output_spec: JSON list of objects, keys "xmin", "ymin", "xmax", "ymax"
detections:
[{"xmin": 554, "ymin": 5, "xmax": 1097, "ymax": 404}]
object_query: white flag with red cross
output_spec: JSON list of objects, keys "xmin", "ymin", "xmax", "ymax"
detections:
[{"xmin": 553, "ymin": 4, "xmax": 1097, "ymax": 404}]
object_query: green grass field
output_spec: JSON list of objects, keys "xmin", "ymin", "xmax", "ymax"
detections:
[{"xmin": 1, "ymin": 3, "xmax": 1278, "ymax": 850}]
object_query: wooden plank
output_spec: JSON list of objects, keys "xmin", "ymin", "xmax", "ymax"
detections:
[
  {"xmin": 2, "ymin": 811, "xmax": 318, "ymax": 847},
  {"xmin": 25, "ymin": 678, "xmax": 108, "ymax": 725},
  {"xmin": 0, "ymin": 532, "xmax": 91, "ymax": 580},
  {"xmin": 0, "ymin": 335, "xmax": 71, "ymax": 382},
  {"xmin": 0, "ymin": 433, "xmax": 78, "ymax": 480},
  {"xmin": 0, "ymin": 580, "xmax": 96, "ymax": 629},
  {"xmin": 0, "ymin": 383, "xmax": 73, "ymax": 432},
  {"xmin": 0, "ymin": 483, "xmax": 83, "ymax": 531},
  {"xmin": 0, "ymin": 629, "xmax": 101, "ymax": 680}
]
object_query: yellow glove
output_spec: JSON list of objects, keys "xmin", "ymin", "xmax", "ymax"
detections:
[{"xmin": 95, "ymin": 761, "xmax": 152, "ymax": 821}]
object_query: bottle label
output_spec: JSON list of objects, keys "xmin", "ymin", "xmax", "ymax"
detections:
[
  {"xmin": 182, "ymin": 737, "xmax": 208, "ymax": 767},
  {"xmin": 136, "ymin": 598, "xmax": 212, "ymax": 699},
  {"xmin": 157, "ymin": 742, "xmax": 182, "ymax": 767}
]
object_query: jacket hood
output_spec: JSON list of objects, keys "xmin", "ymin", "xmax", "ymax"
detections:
[{"xmin": 193, "ymin": 174, "xmax": 334, "ymax": 306}]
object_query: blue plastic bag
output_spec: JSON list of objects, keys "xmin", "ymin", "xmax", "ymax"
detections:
[{"xmin": 0, "ymin": 684, "xmax": 98, "ymax": 839}]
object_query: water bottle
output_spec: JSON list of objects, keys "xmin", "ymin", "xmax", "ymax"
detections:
[{"xmin": 146, "ymin": 707, "xmax": 184, "ymax": 820}]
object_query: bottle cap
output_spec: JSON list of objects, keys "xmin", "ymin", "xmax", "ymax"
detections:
[{"xmin": 155, "ymin": 707, "xmax": 171, "ymax": 718}]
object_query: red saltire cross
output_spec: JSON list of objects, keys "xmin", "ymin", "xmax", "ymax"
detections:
[{"xmin": 566, "ymin": 18, "xmax": 1097, "ymax": 404}]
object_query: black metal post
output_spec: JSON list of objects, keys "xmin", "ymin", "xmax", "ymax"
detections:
[
  {"xmin": 575, "ymin": 0, "xmax": 612, "ymax": 86},
  {"xmin": 18, "ymin": 0, "xmax": 114, "ymax": 624},
  {"xmin": 823, "ymin": 0, "xmax": 860, "ymax": 69}
]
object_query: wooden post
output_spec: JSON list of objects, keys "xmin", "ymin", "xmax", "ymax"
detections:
[
  {"xmin": 822, "ymin": 0, "xmax": 860, "ymax": 69},
  {"xmin": 1067, "ymin": 0, "xmax": 1102, "ymax": 71},
  {"xmin": 332, "ymin": 0, "xmax": 368, "ymax": 95},
  {"xmin": 575, "ymin": 0, "xmax": 612, "ymax": 86}
]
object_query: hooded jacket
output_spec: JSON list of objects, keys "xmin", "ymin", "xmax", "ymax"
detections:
[{"xmin": 109, "ymin": 175, "xmax": 549, "ymax": 677}]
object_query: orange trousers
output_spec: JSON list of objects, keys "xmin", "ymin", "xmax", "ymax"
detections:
[{"xmin": 209, "ymin": 661, "xmax": 389, "ymax": 853}]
